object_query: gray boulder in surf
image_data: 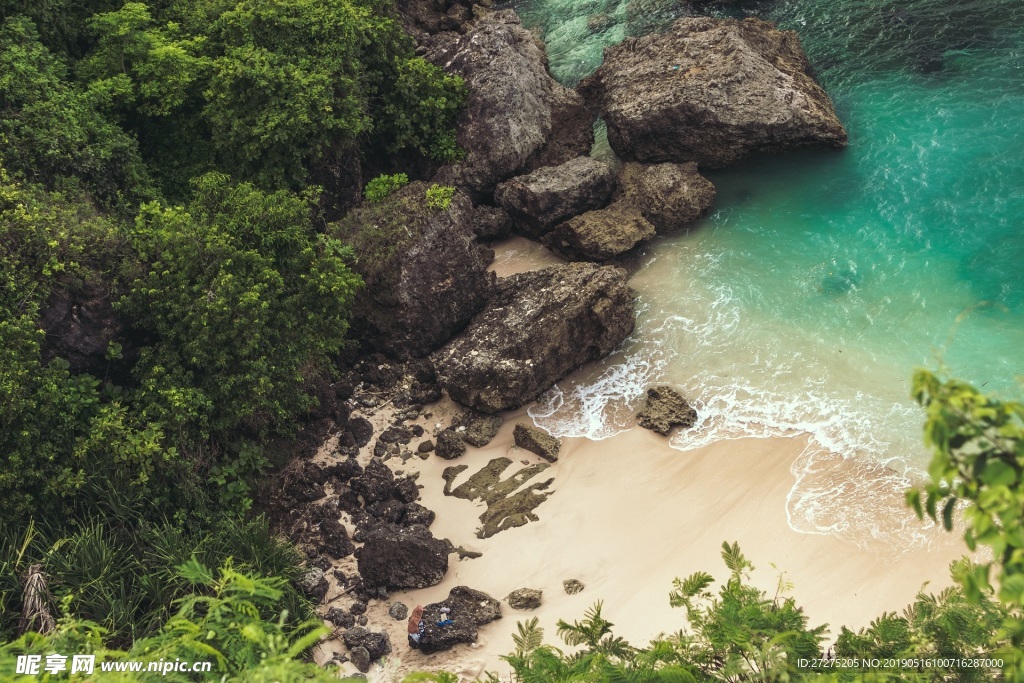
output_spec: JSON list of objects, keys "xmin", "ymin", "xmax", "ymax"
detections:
[
  {"xmin": 579, "ymin": 17, "xmax": 848, "ymax": 168},
  {"xmin": 432, "ymin": 263, "xmax": 636, "ymax": 413},
  {"xmin": 426, "ymin": 11, "xmax": 594, "ymax": 197}
]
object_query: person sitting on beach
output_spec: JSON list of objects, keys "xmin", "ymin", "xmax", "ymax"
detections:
[
  {"xmin": 436, "ymin": 606, "xmax": 453, "ymax": 627},
  {"xmin": 407, "ymin": 605, "xmax": 425, "ymax": 648}
]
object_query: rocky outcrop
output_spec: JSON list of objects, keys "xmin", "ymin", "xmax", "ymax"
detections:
[
  {"xmin": 580, "ymin": 17, "xmax": 847, "ymax": 168},
  {"xmin": 435, "ymin": 428, "xmax": 467, "ymax": 460},
  {"xmin": 636, "ymin": 386, "xmax": 698, "ymax": 435},
  {"xmin": 432, "ymin": 263, "xmax": 635, "ymax": 413},
  {"xmin": 335, "ymin": 181, "xmax": 493, "ymax": 357},
  {"xmin": 507, "ymin": 588, "xmax": 542, "ymax": 610},
  {"xmin": 357, "ymin": 523, "xmax": 450, "ymax": 590},
  {"xmin": 614, "ymin": 162, "xmax": 716, "ymax": 232},
  {"xmin": 350, "ymin": 458, "xmax": 395, "ymax": 505},
  {"xmin": 513, "ymin": 423, "xmax": 561, "ymax": 462},
  {"xmin": 418, "ymin": 586, "xmax": 502, "ymax": 654},
  {"xmin": 473, "ymin": 205, "xmax": 514, "ymax": 241},
  {"xmin": 544, "ymin": 203, "xmax": 656, "ymax": 261},
  {"xmin": 460, "ymin": 413, "xmax": 503, "ymax": 448},
  {"xmin": 427, "ymin": 11, "xmax": 594, "ymax": 196},
  {"xmin": 494, "ymin": 157, "xmax": 615, "ymax": 238}
]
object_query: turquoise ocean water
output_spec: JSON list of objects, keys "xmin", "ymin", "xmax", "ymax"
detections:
[{"xmin": 507, "ymin": 0, "xmax": 1024, "ymax": 548}]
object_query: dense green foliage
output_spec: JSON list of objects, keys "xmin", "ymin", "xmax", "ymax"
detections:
[
  {"xmin": 364, "ymin": 172, "xmax": 409, "ymax": 203},
  {"xmin": 424, "ymin": 183, "xmax": 455, "ymax": 211},
  {"xmin": 0, "ymin": 0, "xmax": 467, "ymax": 674},
  {"xmin": 0, "ymin": 167, "xmax": 360, "ymax": 524},
  {"xmin": 0, "ymin": 560, "xmax": 336, "ymax": 682},
  {"xmin": 120, "ymin": 174, "xmax": 361, "ymax": 449},
  {"xmin": 0, "ymin": 17, "xmax": 154, "ymax": 209},
  {"xmin": 63, "ymin": 0, "xmax": 465, "ymax": 196}
]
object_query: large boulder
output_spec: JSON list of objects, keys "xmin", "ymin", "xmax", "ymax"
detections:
[
  {"xmin": 356, "ymin": 523, "xmax": 450, "ymax": 589},
  {"xmin": 580, "ymin": 17, "xmax": 847, "ymax": 168},
  {"xmin": 335, "ymin": 181, "xmax": 493, "ymax": 357},
  {"xmin": 433, "ymin": 263, "xmax": 635, "ymax": 413},
  {"xmin": 614, "ymin": 162, "xmax": 716, "ymax": 232},
  {"xmin": 427, "ymin": 11, "xmax": 594, "ymax": 196},
  {"xmin": 543, "ymin": 203, "xmax": 656, "ymax": 261},
  {"xmin": 418, "ymin": 586, "xmax": 502, "ymax": 654},
  {"xmin": 494, "ymin": 157, "xmax": 615, "ymax": 238}
]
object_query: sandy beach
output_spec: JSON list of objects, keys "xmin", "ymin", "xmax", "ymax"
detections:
[
  {"xmin": 312, "ymin": 237, "xmax": 973, "ymax": 681},
  {"xmin": 321, "ymin": 416, "xmax": 968, "ymax": 682}
]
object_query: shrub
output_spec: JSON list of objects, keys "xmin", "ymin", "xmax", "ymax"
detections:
[
  {"xmin": 119, "ymin": 173, "xmax": 362, "ymax": 446},
  {"xmin": 363, "ymin": 173, "xmax": 409, "ymax": 203},
  {"xmin": 425, "ymin": 183, "xmax": 455, "ymax": 210}
]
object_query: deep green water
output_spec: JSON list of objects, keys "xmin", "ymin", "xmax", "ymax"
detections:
[{"xmin": 513, "ymin": 0, "xmax": 1024, "ymax": 546}]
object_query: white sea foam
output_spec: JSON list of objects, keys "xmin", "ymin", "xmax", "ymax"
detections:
[{"xmin": 527, "ymin": 257, "xmax": 938, "ymax": 553}]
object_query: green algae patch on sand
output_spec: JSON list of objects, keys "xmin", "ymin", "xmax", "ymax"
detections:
[{"xmin": 442, "ymin": 457, "xmax": 554, "ymax": 538}]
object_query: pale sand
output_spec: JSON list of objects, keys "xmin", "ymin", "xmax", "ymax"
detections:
[
  {"xmin": 316, "ymin": 239, "xmax": 971, "ymax": 681},
  {"xmin": 344, "ymin": 421, "xmax": 969, "ymax": 682}
]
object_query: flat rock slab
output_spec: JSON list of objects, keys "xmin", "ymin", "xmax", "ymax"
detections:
[
  {"xmin": 443, "ymin": 457, "xmax": 553, "ymax": 538},
  {"xmin": 544, "ymin": 202, "xmax": 656, "ymax": 261},
  {"xmin": 581, "ymin": 17, "xmax": 847, "ymax": 168},
  {"xmin": 432, "ymin": 262, "xmax": 636, "ymax": 413},
  {"xmin": 495, "ymin": 156, "xmax": 615, "ymax": 238}
]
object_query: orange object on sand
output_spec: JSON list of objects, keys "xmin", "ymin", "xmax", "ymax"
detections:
[{"xmin": 407, "ymin": 605, "xmax": 424, "ymax": 634}]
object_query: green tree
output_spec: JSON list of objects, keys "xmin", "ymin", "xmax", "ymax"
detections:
[
  {"xmin": 78, "ymin": 0, "xmax": 466, "ymax": 195},
  {"xmin": 120, "ymin": 173, "xmax": 362, "ymax": 448},
  {"xmin": 0, "ymin": 16, "xmax": 154, "ymax": 209}
]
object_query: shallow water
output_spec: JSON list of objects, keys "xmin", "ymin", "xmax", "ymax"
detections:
[{"xmin": 510, "ymin": 0, "xmax": 1024, "ymax": 548}]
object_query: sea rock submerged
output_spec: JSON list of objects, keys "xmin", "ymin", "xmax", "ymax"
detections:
[
  {"xmin": 581, "ymin": 17, "xmax": 848, "ymax": 168},
  {"xmin": 335, "ymin": 181, "xmax": 493, "ymax": 358},
  {"xmin": 427, "ymin": 11, "xmax": 593, "ymax": 196},
  {"xmin": 544, "ymin": 202, "xmax": 656, "ymax": 261},
  {"xmin": 494, "ymin": 156, "xmax": 615, "ymax": 238},
  {"xmin": 614, "ymin": 162, "xmax": 716, "ymax": 232},
  {"xmin": 432, "ymin": 263, "xmax": 636, "ymax": 413},
  {"xmin": 637, "ymin": 386, "xmax": 698, "ymax": 435}
]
